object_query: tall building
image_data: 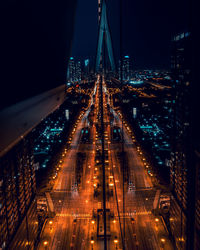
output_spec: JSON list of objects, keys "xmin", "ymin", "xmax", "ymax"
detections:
[
  {"xmin": 170, "ymin": 31, "xmax": 200, "ymax": 250},
  {"xmin": 68, "ymin": 58, "xmax": 82, "ymax": 83},
  {"xmin": 0, "ymin": 133, "xmax": 37, "ymax": 249},
  {"xmin": 84, "ymin": 59, "xmax": 90, "ymax": 77},
  {"xmin": 119, "ymin": 55, "xmax": 130, "ymax": 81},
  {"xmin": 123, "ymin": 55, "xmax": 130, "ymax": 81},
  {"xmin": 76, "ymin": 61, "xmax": 82, "ymax": 82},
  {"xmin": 0, "ymin": 85, "xmax": 66, "ymax": 249},
  {"xmin": 68, "ymin": 57, "xmax": 76, "ymax": 82}
]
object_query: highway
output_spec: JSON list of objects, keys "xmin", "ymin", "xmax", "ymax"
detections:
[{"xmin": 37, "ymin": 77, "xmax": 173, "ymax": 250}]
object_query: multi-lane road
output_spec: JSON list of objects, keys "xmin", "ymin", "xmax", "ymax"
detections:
[{"xmin": 37, "ymin": 77, "xmax": 173, "ymax": 250}]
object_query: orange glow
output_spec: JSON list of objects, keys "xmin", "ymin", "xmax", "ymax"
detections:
[{"xmin": 43, "ymin": 241, "xmax": 48, "ymax": 246}]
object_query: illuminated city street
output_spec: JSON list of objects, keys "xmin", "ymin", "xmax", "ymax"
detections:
[{"xmin": 36, "ymin": 78, "xmax": 173, "ymax": 250}]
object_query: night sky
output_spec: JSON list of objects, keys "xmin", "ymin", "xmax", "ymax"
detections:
[
  {"xmin": 72, "ymin": 0, "xmax": 189, "ymax": 69},
  {"xmin": 0, "ymin": 0, "xmax": 189, "ymax": 110}
]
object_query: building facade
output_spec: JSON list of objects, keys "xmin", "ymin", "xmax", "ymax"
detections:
[
  {"xmin": 0, "ymin": 132, "xmax": 37, "ymax": 249},
  {"xmin": 68, "ymin": 57, "xmax": 82, "ymax": 83},
  {"xmin": 118, "ymin": 55, "xmax": 130, "ymax": 81},
  {"xmin": 170, "ymin": 31, "xmax": 200, "ymax": 250},
  {"xmin": 68, "ymin": 57, "xmax": 76, "ymax": 83},
  {"xmin": 76, "ymin": 61, "xmax": 82, "ymax": 82}
]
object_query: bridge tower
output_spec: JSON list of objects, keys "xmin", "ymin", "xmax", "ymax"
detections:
[{"xmin": 96, "ymin": 0, "xmax": 115, "ymax": 72}]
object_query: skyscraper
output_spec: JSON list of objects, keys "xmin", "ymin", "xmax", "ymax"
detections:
[
  {"xmin": 123, "ymin": 55, "xmax": 130, "ymax": 81},
  {"xmin": 68, "ymin": 57, "xmax": 76, "ymax": 83},
  {"xmin": 170, "ymin": 31, "xmax": 200, "ymax": 250},
  {"xmin": 76, "ymin": 61, "xmax": 82, "ymax": 82},
  {"xmin": 84, "ymin": 59, "xmax": 90, "ymax": 76},
  {"xmin": 0, "ymin": 132, "xmax": 37, "ymax": 249},
  {"xmin": 118, "ymin": 55, "xmax": 130, "ymax": 81}
]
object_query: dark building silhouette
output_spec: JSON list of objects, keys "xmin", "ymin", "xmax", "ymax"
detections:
[
  {"xmin": 0, "ymin": 133, "xmax": 37, "ymax": 249},
  {"xmin": 170, "ymin": 29, "xmax": 200, "ymax": 249},
  {"xmin": 0, "ymin": 0, "xmax": 77, "ymax": 248}
]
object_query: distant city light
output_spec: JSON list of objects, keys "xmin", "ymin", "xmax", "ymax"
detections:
[
  {"xmin": 129, "ymin": 80, "xmax": 144, "ymax": 85},
  {"xmin": 65, "ymin": 110, "xmax": 69, "ymax": 120},
  {"xmin": 84, "ymin": 59, "xmax": 89, "ymax": 67},
  {"xmin": 133, "ymin": 107, "xmax": 137, "ymax": 118}
]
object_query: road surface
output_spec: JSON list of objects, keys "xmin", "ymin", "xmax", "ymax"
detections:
[{"xmin": 37, "ymin": 77, "xmax": 173, "ymax": 250}]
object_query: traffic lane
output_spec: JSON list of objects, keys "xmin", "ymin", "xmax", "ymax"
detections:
[
  {"xmin": 125, "ymin": 218, "xmax": 137, "ymax": 250},
  {"xmin": 113, "ymin": 126, "xmax": 153, "ymax": 189},
  {"xmin": 53, "ymin": 111, "xmax": 87, "ymax": 191},
  {"xmin": 39, "ymin": 126, "xmax": 94, "ymax": 248},
  {"xmin": 135, "ymin": 213, "xmax": 159, "ymax": 250},
  {"xmin": 125, "ymin": 189, "xmax": 159, "ymax": 250},
  {"xmin": 127, "ymin": 146, "xmax": 152, "ymax": 188},
  {"xmin": 109, "ymin": 108, "xmax": 153, "ymax": 189},
  {"xmin": 109, "ymin": 129, "xmax": 160, "ymax": 249}
]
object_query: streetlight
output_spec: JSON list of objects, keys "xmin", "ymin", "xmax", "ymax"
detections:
[
  {"xmin": 161, "ymin": 238, "xmax": 166, "ymax": 249},
  {"xmin": 43, "ymin": 241, "xmax": 48, "ymax": 248},
  {"xmin": 49, "ymin": 220, "xmax": 53, "ymax": 231},
  {"xmin": 91, "ymin": 237, "xmax": 94, "ymax": 250},
  {"xmin": 114, "ymin": 236, "xmax": 118, "ymax": 249}
]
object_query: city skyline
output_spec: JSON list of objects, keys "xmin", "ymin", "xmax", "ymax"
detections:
[{"xmin": 72, "ymin": 0, "xmax": 189, "ymax": 69}]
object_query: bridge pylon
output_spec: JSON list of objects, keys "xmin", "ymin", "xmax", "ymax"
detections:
[{"xmin": 96, "ymin": 0, "xmax": 115, "ymax": 73}]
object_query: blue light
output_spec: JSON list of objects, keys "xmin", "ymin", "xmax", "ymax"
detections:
[
  {"xmin": 140, "ymin": 125, "xmax": 153, "ymax": 129},
  {"xmin": 129, "ymin": 80, "xmax": 144, "ymax": 85},
  {"xmin": 70, "ymin": 57, "xmax": 74, "ymax": 60},
  {"xmin": 185, "ymin": 32, "xmax": 190, "ymax": 37},
  {"xmin": 84, "ymin": 59, "xmax": 89, "ymax": 67},
  {"xmin": 124, "ymin": 55, "xmax": 129, "ymax": 58}
]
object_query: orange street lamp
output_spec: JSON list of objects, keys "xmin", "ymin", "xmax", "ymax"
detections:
[{"xmin": 43, "ymin": 241, "xmax": 48, "ymax": 246}]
